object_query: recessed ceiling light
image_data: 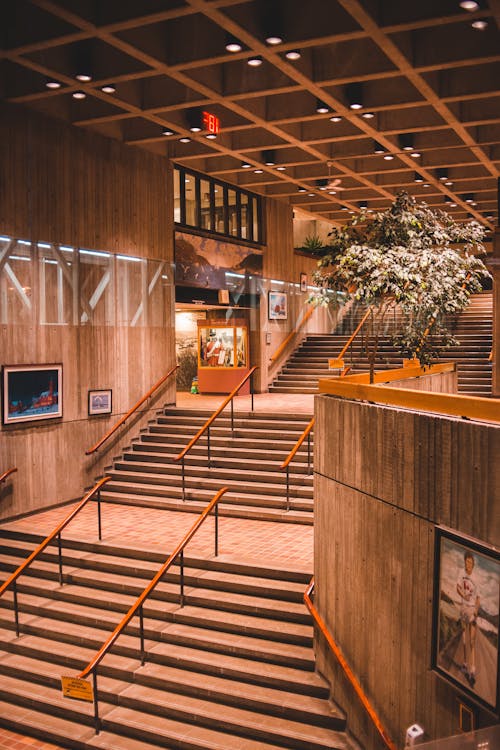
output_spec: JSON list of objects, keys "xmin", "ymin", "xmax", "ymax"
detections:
[
  {"xmin": 319, "ymin": 186, "xmax": 327, "ymax": 191},
  {"xmin": 444, "ymin": 180, "xmax": 453, "ymax": 186},
  {"xmin": 248, "ymin": 55, "xmax": 263, "ymax": 67},
  {"xmin": 373, "ymin": 141, "xmax": 385, "ymax": 154},
  {"xmin": 341, "ymin": 206, "xmax": 349, "ymax": 210},
  {"xmin": 75, "ymin": 73, "xmax": 92, "ymax": 82},
  {"xmin": 414, "ymin": 173, "xmax": 424, "ymax": 183},
  {"xmin": 206, "ymin": 133, "xmax": 217, "ymax": 139},
  {"xmin": 330, "ymin": 115, "xmax": 342, "ymax": 123},
  {"xmin": 189, "ymin": 126, "xmax": 202, "ymax": 132},
  {"xmin": 285, "ymin": 49, "xmax": 301, "ymax": 60},
  {"xmin": 308, "ymin": 193, "xmax": 315, "ymax": 197},
  {"xmin": 162, "ymin": 129, "xmax": 174, "ymax": 136},
  {"xmin": 254, "ymin": 169, "xmax": 264, "ymax": 174},
  {"xmin": 226, "ymin": 36, "xmax": 242, "ymax": 53},
  {"xmin": 346, "ymin": 82, "xmax": 363, "ymax": 110},
  {"xmin": 101, "ymin": 84, "xmax": 116, "ymax": 94},
  {"xmin": 276, "ymin": 166, "xmax": 286, "ymax": 171},
  {"xmin": 266, "ymin": 35, "xmax": 283, "ymax": 45},
  {"xmin": 350, "ymin": 103, "xmax": 362, "ymax": 110},
  {"xmin": 72, "ymin": 91, "xmax": 86, "ymax": 99},
  {"xmin": 411, "ymin": 152, "xmax": 421, "ymax": 158},
  {"xmin": 459, "ymin": 0, "xmax": 479, "ymax": 10},
  {"xmin": 316, "ymin": 100, "xmax": 330, "ymax": 114},
  {"xmin": 179, "ymin": 137, "xmax": 191, "ymax": 143},
  {"xmin": 383, "ymin": 154, "xmax": 394, "ymax": 160},
  {"xmin": 241, "ymin": 162, "xmax": 251, "ymax": 168},
  {"xmin": 328, "ymin": 190, "xmax": 336, "ymax": 195},
  {"xmin": 423, "ymin": 183, "xmax": 430, "ymax": 188},
  {"xmin": 298, "ymin": 188, "xmax": 307, "ymax": 193},
  {"xmin": 361, "ymin": 112, "xmax": 375, "ymax": 119},
  {"xmin": 471, "ymin": 19, "xmax": 488, "ymax": 29},
  {"xmin": 46, "ymin": 80, "xmax": 61, "ymax": 89}
]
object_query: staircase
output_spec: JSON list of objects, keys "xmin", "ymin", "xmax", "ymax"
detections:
[
  {"xmin": 100, "ymin": 409, "xmax": 314, "ymax": 525},
  {"xmin": 270, "ymin": 293, "xmax": 492, "ymax": 397},
  {"xmin": 0, "ymin": 528, "xmax": 356, "ymax": 750}
]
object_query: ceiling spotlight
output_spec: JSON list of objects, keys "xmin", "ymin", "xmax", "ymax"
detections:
[
  {"xmin": 72, "ymin": 91, "xmax": 86, "ymax": 99},
  {"xmin": 398, "ymin": 133, "xmax": 414, "ymax": 151},
  {"xmin": 263, "ymin": 149, "xmax": 276, "ymax": 166},
  {"xmin": 298, "ymin": 188, "xmax": 307, "ymax": 193},
  {"xmin": 225, "ymin": 35, "xmax": 242, "ymax": 53},
  {"xmin": 358, "ymin": 201, "xmax": 368, "ymax": 209},
  {"xmin": 436, "ymin": 168, "xmax": 448, "ymax": 181},
  {"xmin": 383, "ymin": 154, "xmax": 394, "ymax": 160},
  {"xmin": 285, "ymin": 49, "xmax": 301, "ymax": 60},
  {"xmin": 328, "ymin": 190, "xmax": 336, "ymax": 195},
  {"xmin": 341, "ymin": 206, "xmax": 349, "ymax": 211},
  {"xmin": 346, "ymin": 82, "xmax": 363, "ymax": 110},
  {"xmin": 423, "ymin": 183, "xmax": 430, "ymax": 188},
  {"xmin": 414, "ymin": 173, "xmax": 424, "ymax": 183},
  {"xmin": 206, "ymin": 133, "xmax": 217, "ymax": 139},
  {"xmin": 189, "ymin": 126, "xmax": 202, "ymax": 132},
  {"xmin": 241, "ymin": 162, "xmax": 251, "ymax": 168},
  {"xmin": 373, "ymin": 141, "xmax": 386, "ymax": 154},
  {"xmin": 75, "ymin": 73, "xmax": 92, "ymax": 82},
  {"xmin": 464, "ymin": 193, "xmax": 475, "ymax": 203},
  {"xmin": 254, "ymin": 169, "xmax": 264, "ymax": 174},
  {"xmin": 46, "ymin": 80, "xmax": 61, "ymax": 89},
  {"xmin": 276, "ymin": 166, "xmax": 286, "ymax": 171},
  {"xmin": 411, "ymin": 152, "xmax": 421, "ymax": 158},
  {"xmin": 101, "ymin": 84, "xmax": 116, "ymax": 94},
  {"xmin": 248, "ymin": 55, "xmax": 263, "ymax": 67},
  {"xmin": 316, "ymin": 100, "xmax": 330, "ymax": 114},
  {"xmin": 361, "ymin": 111, "xmax": 375, "ymax": 119},
  {"xmin": 179, "ymin": 137, "xmax": 191, "ymax": 143},
  {"xmin": 330, "ymin": 115, "xmax": 342, "ymax": 123},
  {"xmin": 471, "ymin": 19, "xmax": 488, "ymax": 29},
  {"xmin": 316, "ymin": 179, "xmax": 328, "ymax": 189},
  {"xmin": 266, "ymin": 34, "xmax": 283, "ymax": 45},
  {"xmin": 162, "ymin": 128, "xmax": 174, "ymax": 136},
  {"xmin": 444, "ymin": 180, "xmax": 454, "ymax": 186},
  {"xmin": 308, "ymin": 193, "xmax": 315, "ymax": 197},
  {"xmin": 459, "ymin": 0, "xmax": 479, "ymax": 9}
]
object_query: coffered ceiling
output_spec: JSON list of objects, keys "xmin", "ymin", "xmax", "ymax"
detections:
[{"xmin": 2, "ymin": 0, "xmax": 499, "ymax": 230}]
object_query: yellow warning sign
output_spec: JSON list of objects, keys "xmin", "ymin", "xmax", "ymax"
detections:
[
  {"xmin": 328, "ymin": 358, "xmax": 345, "ymax": 370},
  {"xmin": 61, "ymin": 675, "xmax": 94, "ymax": 702}
]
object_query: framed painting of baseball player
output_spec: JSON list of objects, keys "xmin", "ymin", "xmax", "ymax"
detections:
[{"xmin": 432, "ymin": 527, "xmax": 500, "ymax": 714}]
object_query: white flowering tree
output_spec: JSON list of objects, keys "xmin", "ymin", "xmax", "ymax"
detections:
[{"xmin": 313, "ymin": 192, "xmax": 490, "ymax": 382}]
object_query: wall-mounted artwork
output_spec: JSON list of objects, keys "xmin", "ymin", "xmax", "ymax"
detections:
[
  {"xmin": 88, "ymin": 389, "xmax": 112, "ymax": 416},
  {"xmin": 2, "ymin": 364, "xmax": 62, "ymax": 425},
  {"xmin": 432, "ymin": 527, "xmax": 499, "ymax": 714},
  {"xmin": 300, "ymin": 273, "xmax": 308, "ymax": 292},
  {"xmin": 175, "ymin": 232, "xmax": 263, "ymax": 289},
  {"xmin": 268, "ymin": 291, "xmax": 287, "ymax": 320}
]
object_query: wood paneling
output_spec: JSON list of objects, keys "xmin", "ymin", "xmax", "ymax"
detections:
[
  {"xmin": 0, "ymin": 103, "xmax": 172, "ymax": 261},
  {"xmin": 314, "ymin": 394, "xmax": 500, "ymax": 748}
]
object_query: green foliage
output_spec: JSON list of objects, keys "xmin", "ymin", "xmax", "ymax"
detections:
[
  {"xmin": 313, "ymin": 191, "xmax": 490, "ymax": 370},
  {"xmin": 303, "ymin": 233, "xmax": 324, "ymax": 251}
]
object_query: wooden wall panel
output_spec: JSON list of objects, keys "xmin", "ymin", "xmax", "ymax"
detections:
[
  {"xmin": 314, "ymin": 395, "xmax": 500, "ymax": 748},
  {"xmin": 0, "ymin": 102, "xmax": 172, "ymax": 261},
  {"xmin": 264, "ymin": 199, "xmax": 318, "ymax": 282}
]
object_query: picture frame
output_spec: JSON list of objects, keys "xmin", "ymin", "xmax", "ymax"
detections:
[
  {"xmin": 2, "ymin": 364, "xmax": 62, "ymax": 426},
  {"xmin": 88, "ymin": 389, "xmax": 112, "ymax": 416},
  {"xmin": 300, "ymin": 272, "xmax": 308, "ymax": 292},
  {"xmin": 432, "ymin": 526, "xmax": 500, "ymax": 714},
  {"xmin": 268, "ymin": 291, "xmax": 288, "ymax": 320}
]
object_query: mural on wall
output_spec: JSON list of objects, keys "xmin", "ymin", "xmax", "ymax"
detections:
[{"xmin": 175, "ymin": 232, "xmax": 263, "ymax": 289}]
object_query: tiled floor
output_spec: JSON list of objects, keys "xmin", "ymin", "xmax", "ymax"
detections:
[{"xmin": 0, "ymin": 390, "xmax": 315, "ymax": 749}]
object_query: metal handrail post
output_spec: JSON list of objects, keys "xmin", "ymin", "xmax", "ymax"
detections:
[
  {"xmin": 179, "ymin": 550, "xmax": 185, "ymax": 607},
  {"xmin": 214, "ymin": 504, "xmax": 219, "ymax": 557},
  {"xmin": 139, "ymin": 605, "xmax": 145, "ymax": 665},
  {"xmin": 251, "ymin": 373, "xmax": 254, "ymax": 412},
  {"xmin": 207, "ymin": 426, "xmax": 211, "ymax": 467},
  {"xmin": 13, "ymin": 580, "xmax": 19, "ymax": 637},
  {"xmin": 92, "ymin": 669, "xmax": 100, "ymax": 734},
  {"xmin": 230, "ymin": 398, "xmax": 234, "ymax": 434},
  {"xmin": 286, "ymin": 466, "xmax": 290, "ymax": 511},
  {"xmin": 57, "ymin": 532, "xmax": 63, "ymax": 585},
  {"xmin": 307, "ymin": 432, "xmax": 312, "ymax": 474},
  {"xmin": 96, "ymin": 488, "xmax": 102, "ymax": 541},
  {"xmin": 181, "ymin": 457, "xmax": 186, "ymax": 501}
]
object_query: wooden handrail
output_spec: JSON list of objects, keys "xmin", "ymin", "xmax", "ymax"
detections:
[
  {"xmin": 0, "ymin": 477, "xmax": 110, "ymax": 599},
  {"xmin": 0, "ymin": 467, "xmax": 17, "ymax": 484},
  {"xmin": 175, "ymin": 366, "xmax": 258, "ymax": 463},
  {"xmin": 78, "ymin": 486, "xmax": 228, "ymax": 680},
  {"xmin": 337, "ymin": 307, "xmax": 372, "ymax": 361},
  {"xmin": 304, "ymin": 578, "xmax": 397, "ymax": 750},
  {"xmin": 280, "ymin": 417, "xmax": 315, "ymax": 470},
  {"xmin": 86, "ymin": 365, "xmax": 178, "ymax": 455},
  {"xmin": 270, "ymin": 305, "xmax": 315, "ymax": 363}
]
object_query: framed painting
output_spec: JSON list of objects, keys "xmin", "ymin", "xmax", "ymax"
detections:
[
  {"xmin": 432, "ymin": 526, "xmax": 500, "ymax": 714},
  {"xmin": 88, "ymin": 389, "xmax": 112, "ymax": 416},
  {"xmin": 268, "ymin": 291, "xmax": 288, "ymax": 320},
  {"xmin": 2, "ymin": 364, "xmax": 62, "ymax": 425},
  {"xmin": 300, "ymin": 273, "xmax": 308, "ymax": 292}
]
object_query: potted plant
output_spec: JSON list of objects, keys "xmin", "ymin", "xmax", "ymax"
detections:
[{"xmin": 312, "ymin": 191, "xmax": 490, "ymax": 382}]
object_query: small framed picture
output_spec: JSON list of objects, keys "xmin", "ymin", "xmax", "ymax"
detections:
[
  {"xmin": 88, "ymin": 389, "xmax": 112, "ymax": 416},
  {"xmin": 268, "ymin": 291, "xmax": 288, "ymax": 320},
  {"xmin": 432, "ymin": 526, "xmax": 500, "ymax": 714},
  {"xmin": 300, "ymin": 272, "xmax": 308, "ymax": 292},
  {"xmin": 2, "ymin": 364, "xmax": 62, "ymax": 426}
]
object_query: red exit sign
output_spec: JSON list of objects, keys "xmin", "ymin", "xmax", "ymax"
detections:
[{"xmin": 202, "ymin": 111, "xmax": 220, "ymax": 134}]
